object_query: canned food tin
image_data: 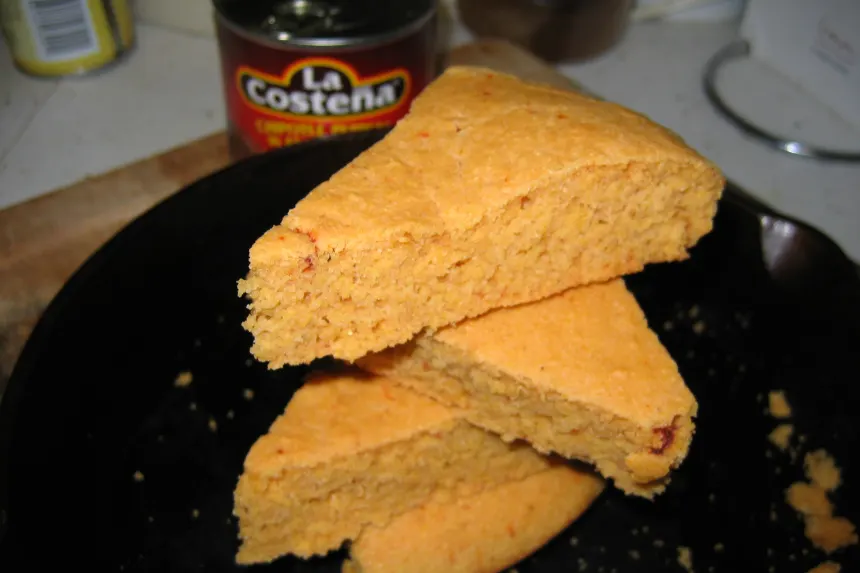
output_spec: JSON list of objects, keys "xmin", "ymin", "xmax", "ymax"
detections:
[
  {"xmin": 0, "ymin": 0, "xmax": 134, "ymax": 77},
  {"xmin": 213, "ymin": 0, "xmax": 437, "ymax": 158}
]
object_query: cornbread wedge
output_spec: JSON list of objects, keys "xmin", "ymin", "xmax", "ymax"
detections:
[
  {"xmin": 234, "ymin": 370, "xmax": 551, "ymax": 564},
  {"xmin": 343, "ymin": 465, "xmax": 605, "ymax": 573},
  {"xmin": 359, "ymin": 280, "xmax": 696, "ymax": 498},
  {"xmin": 239, "ymin": 65, "xmax": 724, "ymax": 367}
]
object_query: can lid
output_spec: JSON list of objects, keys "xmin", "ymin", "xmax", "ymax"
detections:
[{"xmin": 213, "ymin": 0, "xmax": 436, "ymax": 48}]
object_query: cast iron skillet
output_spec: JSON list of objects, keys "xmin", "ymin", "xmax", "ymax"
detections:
[{"xmin": 0, "ymin": 131, "xmax": 858, "ymax": 572}]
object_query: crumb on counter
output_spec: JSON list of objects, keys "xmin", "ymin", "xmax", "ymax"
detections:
[
  {"xmin": 768, "ymin": 424, "xmax": 793, "ymax": 451},
  {"xmin": 714, "ymin": 542, "xmax": 724, "ymax": 552},
  {"xmin": 805, "ymin": 450, "xmax": 842, "ymax": 492},
  {"xmin": 692, "ymin": 320, "xmax": 706, "ymax": 335},
  {"xmin": 189, "ymin": 402, "xmax": 198, "ymax": 411},
  {"xmin": 133, "ymin": 471, "xmax": 144, "ymax": 482},
  {"xmin": 243, "ymin": 388, "xmax": 255, "ymax": 401},
  {"xmin": 628, "ymin": 550, "xmax": 640, "ymax": 560},
  {"xmin": 174, "ymin": 371, "xmax": 194, "ymax": 387},
  {"xmin": 191, "ymin": 509, "xmax": 200, "ymax": 519},
  {"xmin": 768, "ymin": 390, "xmax": 792, "ymax": 418},
  {"xmin": 227, "ymin": 409, "xmax": 235, "ymax": 420},
  {"xmin": 208, "ymin": 417, "xmax": 218, "ymax": 432}
]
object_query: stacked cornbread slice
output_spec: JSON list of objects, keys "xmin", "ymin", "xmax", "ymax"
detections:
[
  {"xmin": 234, "ymin": 66, "xmax": 724, "ymax": 569},
  {"xmin": 359, "ymin": 280, "xmax": 696, "ymax": 498}
]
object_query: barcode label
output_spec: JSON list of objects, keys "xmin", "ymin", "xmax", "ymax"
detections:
[{"xmin": 24, "ymin": 0, "xmax": 99, "ymax": 61}]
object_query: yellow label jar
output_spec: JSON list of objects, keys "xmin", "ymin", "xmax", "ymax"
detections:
[{"xmin": 0, "ymin": 0, "xmax": 134, "ymax": 77}]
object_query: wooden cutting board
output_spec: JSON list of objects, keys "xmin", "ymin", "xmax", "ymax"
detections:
[{"xmin": 0, "ymin": 40, "xmax": 584, "ymax": 393}]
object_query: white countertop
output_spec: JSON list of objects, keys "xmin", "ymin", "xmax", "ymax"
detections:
[{"xmin": 2, "ymin": 17, "xmax": 859, "ymax": 260}]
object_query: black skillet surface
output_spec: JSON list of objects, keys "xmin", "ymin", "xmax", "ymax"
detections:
[{"xmin": 1, "ymin": 130, "xmax": 859, "ymax": 572}]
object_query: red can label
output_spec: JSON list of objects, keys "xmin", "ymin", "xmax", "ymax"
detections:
[{"xmin": 216, "ymin": 18, "xmax": 435, "ymax": 154}]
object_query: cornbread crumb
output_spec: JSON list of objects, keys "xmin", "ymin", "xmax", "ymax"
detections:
[
  {"xmin": 243, "ymin": 389, "xmax": 254, "ymax": 400},
  {"xmin": 808, "ymin": 561, "xmax": 841, "ymax": 573},
  {"xmin": 174, "ymin": 371, "xmax": 193, "ymax": 387},
  {"xmin": 208, "ymin": 417, "xmax": 218, "ymax": 432},
  {"xmin": 227, "ymin": 409, "xmax": 235, "ymax": 420},
  {"xmin": 569, "ymin": 536, "xmax": 579, "ymax": 547},
  {"xmin": 714, "ymin": 542, "xmax": 724, "ymax": 552},
  {"xmin": 653, "ymin": 539, "xmax": 665, "ymax": 548},
  {"xmin": 189, "ymin": 402, "xmax": 197, "ymax": 411},
  {"xmin": 677, "ymin": 546, "xmax": 693, "ymax": 572},
  {"xmin": 133, "ymin": 471, "xmax": 144, "ymax": 482},
  {"xmin": 768, "ymin": 391, "xmax": 792, "ymax": 418},
  {"xmin": 786, "ymin": 482, "xmax": 833, "ymax": 516},
  {"xmin": 692, "ymin": 320, "xmax": 706, "ymax": 334},
  {"xmin": 191, "ymin": 509, "xmax": 200, "ymax": 519},
  {"xmin": 663, "ymin": 320, "xmax": 674, "ymax": 331},
  {"xmin": 805, "ymin": 450, "xmax": 841, "ymax": 492},
  {"xmin": 578, "ymin": 557, "xmax": 588, "ymax": 571},
  {"xmin": 688, "ymin": 305, "xmax": 700, "ymax": 318},
  {"xmin": 805, "ymin": 516, "xmax": 858, "ymax": 554},
  {"xmin": 768, "ymin": 424, "xmax": 793, "ymax": 450},
  {"xmin": 628, "ymin": 550, "xmax": 640, "ymax": 560}
]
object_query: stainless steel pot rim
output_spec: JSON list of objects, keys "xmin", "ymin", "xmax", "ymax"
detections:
[{"xmin": 703, "ymin": 39, "xmax": 860, "ymax": 162}]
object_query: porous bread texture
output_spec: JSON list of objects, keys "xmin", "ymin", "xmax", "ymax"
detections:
[
  {"xmin": 239, "ymin": 65, "xmax": 725, "ymax": 367},
  {"xmin": 233, "ymin": 370, "xmax": 551, "ymax": 564},
  {"xmin": 359, "ymin": 280, "xmax": 697, "ymax": 498},
  {"xmin": 342, "ymin": 465, "xmax": 605, "ymax": 573}
]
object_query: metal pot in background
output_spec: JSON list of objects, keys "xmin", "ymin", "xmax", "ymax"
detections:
[{"xmin": 458, "ymin": 0, "xmax": 633, "ymax": 63}]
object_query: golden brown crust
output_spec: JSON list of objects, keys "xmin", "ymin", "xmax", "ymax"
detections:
[
  {"xmin": 431, "ymin": 280, "xmax": 695, "ymax": 428},
  {"xmin": 242, "ymin": 371, "xmax": 456, "ymax": 472},
  {"xmin": 344, "ymin": 465, "xmax": 605, "ymax": 573},
  {"xmin": 239, "ymin": 66, "xmax": 725, "ymax": 366}
]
